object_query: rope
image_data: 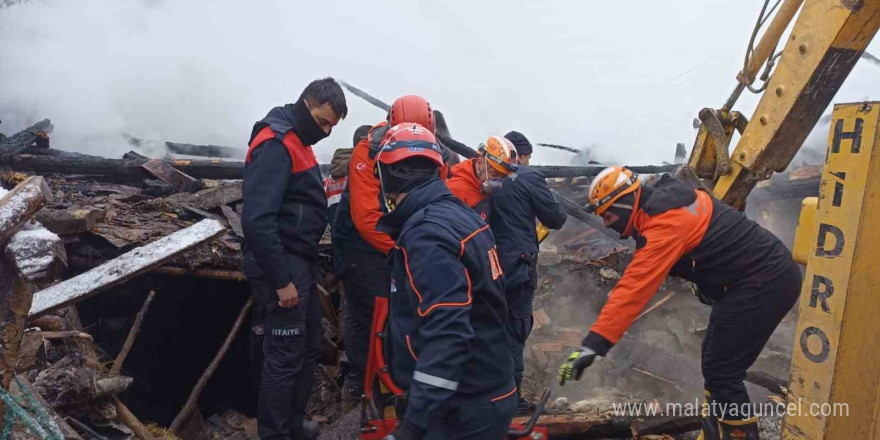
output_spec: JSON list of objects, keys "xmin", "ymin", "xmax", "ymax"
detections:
[
  {"xmin": 0, "ymin": 382, "xmax": 63, "ymax": 440},
  {"xmin": 13, "ymin": 377, "xmax": 65, "ymax": 440}
]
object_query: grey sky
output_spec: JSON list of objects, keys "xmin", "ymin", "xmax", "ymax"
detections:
[{"xmin": 1, "ymin": 0, "xmax": 878, "ymax": 165}]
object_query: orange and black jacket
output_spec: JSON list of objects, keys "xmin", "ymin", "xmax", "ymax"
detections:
[
  {"xmin": 583, "ymin": 175, "xmax": 795, "ymax": 355},
  {"xmin": 446, "ymin": 158, "xmax": 491, "ymax": 221},
  {"xmin": 331, "ymin": 123, "xmax": 395, "ymax": 269},
  {"xmin": 377, "ymin": 178, "xmax": 514, "ymax": 435},
  {"xmin": 241, "ymin": 105, "xmax": 327, "ymax": 289}
]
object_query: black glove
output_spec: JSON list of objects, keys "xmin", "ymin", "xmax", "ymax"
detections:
[
  {"xmin": 558, "ymin": 346, "xmax": 597, "ymax": 385},
  {"xmin": 384, "ymin": 420, "xmax": 425, "ymax": 440}
]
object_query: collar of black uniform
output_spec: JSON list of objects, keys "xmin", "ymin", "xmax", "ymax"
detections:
[
  {"xmin": 377, "ymin": 178, "xmax": 450, "ymax": 239},
  {"xmin": 260, "ymin": 99, "xmax": 329, "ymax": 146}
]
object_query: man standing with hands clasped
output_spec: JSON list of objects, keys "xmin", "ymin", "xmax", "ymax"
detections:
[{"xmin": 242, "ymin": 78, "xmax": 347, "ymax": 440}]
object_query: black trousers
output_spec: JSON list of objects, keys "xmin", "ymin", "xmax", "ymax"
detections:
[
  {"xmin": 341, "ymin": 252, "xmax": 390, "ymax": 393},
  {"xmin": 505, "ymin": 265, "xmax": 538, "ymax": 385},
  {"xmin": 422, "ymin": 379, "xmax": 518, "ymax": 440},
  {"xmin": 250, "ymin": 262, "xmax": 324, "ymax": 440},
  {"xmin": 701, "ymin": 260, "xmax": 801, "ymax": 419}
]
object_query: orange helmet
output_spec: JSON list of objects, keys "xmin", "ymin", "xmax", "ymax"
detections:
[
  {"xmin": 388, "ymin": 95, "xmax": 435, "ymax": 133},
  {"xmin": 479, "ymin": 135, "xmax": 518, "ymax": 175},
  {"xmin": 376, "ymin": 123, "xmax": 443, "ymax": 167},
  {"xmin": 587, "ymin": 166, "xmax": 640, "ymax": 215}
]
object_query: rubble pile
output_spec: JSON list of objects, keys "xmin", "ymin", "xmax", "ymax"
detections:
[{"xmin": 0, "ymin": 121, "xmax": 814, "ymax": 439}]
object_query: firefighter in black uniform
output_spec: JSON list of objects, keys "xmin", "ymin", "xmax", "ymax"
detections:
[
  {"xmin": 374, "ymin": 123, "xmax": 517, "ymax": 440},
  {"xmin": 491, "ymin": 131, "xmax": 567, "ymax": 413},
  {"xmin": 241, "ymin": 78, "xmax": 347, "ymax": 440}
]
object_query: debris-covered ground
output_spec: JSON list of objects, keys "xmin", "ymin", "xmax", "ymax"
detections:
[{"xmin": 0, "ymin": 121, "xmax": 817, "ymax": 439}]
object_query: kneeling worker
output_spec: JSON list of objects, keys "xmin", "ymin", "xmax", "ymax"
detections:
[
  {"xmin": 558, "ymin": 166, "xmax": 801, "ymax": 440},
  {"xmin": 375, "ymin": 124, "xmax": 517, "ymax": 440}
]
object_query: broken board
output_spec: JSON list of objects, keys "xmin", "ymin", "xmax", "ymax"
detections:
[{"xmin": 29, "ymin": 219, "xmax": 226, "ymax": 317}]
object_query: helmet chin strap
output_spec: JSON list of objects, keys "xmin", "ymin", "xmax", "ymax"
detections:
[
  {"xmin": 375, "ymin": 150, "xmax": 396, "ymax": 212},
  {"xmin": 620, "ymin": 187, "xmax": 641, "ymax": 238}
]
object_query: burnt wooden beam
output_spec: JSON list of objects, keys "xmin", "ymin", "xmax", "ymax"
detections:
[
  {"xmin": 2, "ymin": 150, "xmax": 332, "ymax": 183},
  {"xmin": 0, "ymin": 119, "xmax": 54, "ymax": 160},
  {"xmin": 125, "ymin": 134, "xmax": 242, "ymax": 159},
  {"xmin": 0, "ymin": 176, "xmax": 52, "ymax": 244},
  {"xmin": 29, "ymin": 219, "xmax": 227, "ymax": 317},
  {"xmin": 142, "ymin": 158, "xmax": 203, "ymax": 193}
]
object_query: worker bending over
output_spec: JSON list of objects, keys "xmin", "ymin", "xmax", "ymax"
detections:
[
  {"xmin": 375, "ymin": 123, "xmax": 516, "ymax": 440},
  {"xmin": 558, "ymin": 167, "xmax": 801, "ymax": 440},
  {"xmin": 492, "ymin": 130, "xmax": 567, "ymax": 413},
  {"xmin": 446, "ymin": 135, "xmax": 518, "ymax": 220},
  {"xmin": 241, "ymin": 78, "xmax": 347, "ymax": 440},
  {"xmin": 332, "ymin": 96, "xmax": 436, "ymax": 400}
]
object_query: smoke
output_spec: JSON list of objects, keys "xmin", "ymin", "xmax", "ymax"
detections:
[{"xmin": 3, "ymin": 0, "xmax": 878, "ymax": 166}]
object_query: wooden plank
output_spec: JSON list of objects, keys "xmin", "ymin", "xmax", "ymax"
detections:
[
  {"xmin": 29, "ymin": 219, "xmax": 226, "ymax": 317},
  {"xmin": 220, "ymin": 205, "xmax": 243, "ymax": 238},
  {"xmin": 113, "ymin": 397, "xmax": 156, "ymax": 440},
  {"xmin": 142, "ymin": 158, "xmax": 202, "ymax": 193},
  {"xmin": 35, "ymin": 207, "xmax": 106, "ymax": 235},
  {"xmin": 0, "ymin": 278, "xmax": 35, "ymax": 388},
  {"xmin": 5, "ymin": 225, "xmax": 68, "ymax": 282},
  {"xmin": 532, "ymin": 308, "xmax": 551, "ymax": 329},
  {"xmin": 0, "ymin": 175, "xmax": 52, "ymax": 244}
]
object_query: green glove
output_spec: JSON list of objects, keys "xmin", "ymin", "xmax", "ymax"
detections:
[{"xmin": 558, "ymin": 346, "xmax": 597, "ymax": 385}]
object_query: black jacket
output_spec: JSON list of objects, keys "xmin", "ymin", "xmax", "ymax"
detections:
[
  {"xmin": 242, "ymin": 105, "xmax": 327, "ymax": 288},
  {"xmin": 377, "ymin": 179, "xmax": 513, "ymax": 433},
  {"xmin": 489, "ymin": 166, "xmax": 567, "ymax": 287}
]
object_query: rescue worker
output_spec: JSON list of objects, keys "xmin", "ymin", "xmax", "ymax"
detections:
[
  {"xmin": 558, "ymin": 167, "xmax": 801, "ymax": 440},
  {"xmin": 491, "ymin": 130, "xmax": 567, "ymax": 413},
  {"xmin": 324, "ymin": 146, "xmax": 354, "ymax": 228},
  {"xmin": 446, "ymin": 135, "xmax": 518, "ymax": 221},
  {"xmin": 505, "ymin": 130, "xmax": 533, "ymax": 166},
  {"xmin": 331, "ymin": 96, "xmax": 436, "ymax": 400},
  {"xmin": 374, "ymin": 123, "xmax": 516, "ymax": 440},
  {"xmin": 241, "ymin": 78, "xmax": 347, "ymax": 440}
]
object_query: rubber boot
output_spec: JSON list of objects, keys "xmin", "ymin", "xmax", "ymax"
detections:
[
  {"xmin": 719, "ymin": 417, "xmax": 760, "ymax": 440},
  {"xmin": 697, "ymin": 391, "xmax": 721, "ymax": 440}
]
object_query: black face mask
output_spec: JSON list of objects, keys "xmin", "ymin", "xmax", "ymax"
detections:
[
  {"xmin": 291, "ymin": 98, "xmax": 331, "ymax": 146},
  {"xmin": 606, "ymin": 205, "xmax": 633, "ymax": 237}
]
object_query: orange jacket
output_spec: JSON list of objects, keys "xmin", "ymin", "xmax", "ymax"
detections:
[
  {"xmin": 447, "ymin": 158, "xmax": 485, "ymax": 203},
  {"xmin": 588, "ymin": 190, "xmax": 712, "ymax": 350},
  {"xmin": 349, "ymin": 125, "xmax": 395, "ymax": 254}
]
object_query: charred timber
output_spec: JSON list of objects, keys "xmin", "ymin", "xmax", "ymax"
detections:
[{"xmin": 2, "ymin": 152, "xmax": 333, "ymax": 183}]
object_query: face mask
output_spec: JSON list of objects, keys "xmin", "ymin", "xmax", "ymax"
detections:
[
  {"xmin": 606, "ymin": 205, "xmax": 633, "ymax": 237},
  {"xmin": 291, "ymin": 98, "xmax": 331, "ymax": 146},
  {"xmin": 480, "ymin": 159, "xmax": 504, "ymax": 194},
  {"xmin": 482, "ymin": 178, "xmax": 503, "ymax": 194}
]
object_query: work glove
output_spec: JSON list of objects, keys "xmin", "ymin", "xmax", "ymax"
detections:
[
  {"xmin": 384, "ymin": 420, "xmax": 424, "ymax": 440},
  {"xmin": 558, "ymin": 346, "xmax": 597, "ymax": 385}
]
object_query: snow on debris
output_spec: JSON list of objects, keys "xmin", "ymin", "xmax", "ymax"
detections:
[
  {"xmin": 0, "ymin": 179, "xmax": 43, "ymax": 232},
  {"xmin": 29, "ymin": 219, "xmax": 226, "ymax": 316},
  {"xmin": 7, "ymin": 225, "xmax": 62, "ymax": 280}
]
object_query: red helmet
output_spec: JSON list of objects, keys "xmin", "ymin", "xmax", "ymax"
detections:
[
  {"xmin": 388, "ymin": 95, "xmax": 435, "ymax": 133},
  {"xmin": 376, "ymin": 123, "xmax": 444, "ymax": 167}
]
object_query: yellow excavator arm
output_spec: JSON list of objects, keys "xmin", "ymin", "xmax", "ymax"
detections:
[{"xmin": 687, "ymin": 0, "xmax": 880, "ymax": 209}]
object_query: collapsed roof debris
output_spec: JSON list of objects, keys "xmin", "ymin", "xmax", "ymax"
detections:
[{"xmin": 0, "ymin": 121, "xmax": 816, "ymax": 439}]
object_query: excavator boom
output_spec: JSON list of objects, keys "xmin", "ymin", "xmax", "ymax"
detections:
[{"xmin": 689, "ymin": 0, "xmax": 880, "ymax": 209}]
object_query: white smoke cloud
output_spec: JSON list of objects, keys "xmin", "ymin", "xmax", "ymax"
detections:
[{"xmin": 1, "ymin": 0, "xmax": 878, "ymax": 165}]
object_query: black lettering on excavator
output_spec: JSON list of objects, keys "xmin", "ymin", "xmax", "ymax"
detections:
[
  {"xmin": 800, "ymin": 326, "xmax": 831, "ymax": 364},
  {"xmin": 816, "ymin": 223, "xmax": 845, "ymax": 257},
  {"xmin": 810, "ymin": 275, "xmax": 834, "ymax": 314},
  {"xmin": 831, "ymin": 118, "xmax": 863, "ymax": 154},
  {"xmin": 829, "ymin": 171, "xmax": 846, "ymax": 207}
]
